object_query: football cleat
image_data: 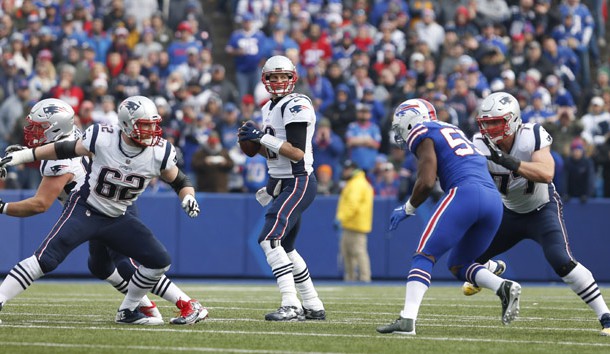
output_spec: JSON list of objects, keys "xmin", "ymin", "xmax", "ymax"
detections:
[
  {"xmin": 115, "ymin": 308, "xmax": 164, "ymax": 325},
  {"xmin": 170, "ymin": 299, "xmax": 207, "ymax": 325},
  {"xmin": 600, "ymin": 313, "xmax": 610, "ymax": 336},
  {"xmin": 264, "ymin": 306, "xmax": 305, "ymax": 321},
  {"xmin": 376, "ymin": 317, "xmax": 416, "ymax": 335},
  {"xmin": 138, "ymin": 301, "xmax": 162, "ymax": 320},
  {"xmin": 496, "ymin": 280, "xmax": 521, "ymax": 325},
  {"xmin": 303, "ymin": 308, "xmax": 326, "ymax": 320},
  {"xmin": 463, "ymin": 260, "xmax": 507, "ymax": 296}
]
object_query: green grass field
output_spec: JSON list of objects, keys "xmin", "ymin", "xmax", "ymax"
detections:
[{"xmin": 1, "ymin": 281, "xmax": 609, "ymax": 353}]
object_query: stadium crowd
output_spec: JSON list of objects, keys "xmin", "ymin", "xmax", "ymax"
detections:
[{"xmin": 0, "ymin": 0, "xmax": 608, "ymax": 201}]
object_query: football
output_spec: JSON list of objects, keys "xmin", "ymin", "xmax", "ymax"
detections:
[{"xmin": 239, "ymin": 121, "xmax": 261, "ymax": 157}]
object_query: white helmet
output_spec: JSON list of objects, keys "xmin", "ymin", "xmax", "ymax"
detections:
[
  {"xmin": 476, "ymin": 92, "xmax": 521, "ymax": 143},
  {"xmin": 261, "ymin": 55, "xmax": 298, "ymax": 96},
  {"xmin": 24, "ymin": 98, "xmax": 75, "ymax": 147},
  {"xmin": 117, "ymin": 95, "xmax": 162, "ymax": 146},
  {"xmin": 391, "ymin": 98, "xmax": 437, "ymax": 148}
]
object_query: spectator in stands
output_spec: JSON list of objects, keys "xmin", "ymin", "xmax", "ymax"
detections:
[
  {"xmin": 299, "ymin": 23, "xmax": 333, "ymax": 67},
  {"xmin": 372, "ymin": 43, "xmax": 406, "ymax": 83},
  {"xmin": 304, "ymin": 63, "xmax": 335, "ymax": 114},
  {"xmin": 133, "ymin": 27, "xmax": 163, "ymax": 60},
  {"xmin": 225, "ymin": 13, "xmax": 267, "ymax": 99},
  {"xmin": 558, "ymin": 0, "xmax": 595, "ymax": 86},
  {"xmin": 191, "ymin": 131, "xmax": 234, "ymax": 193},
  {"xmin": 167, "ymin": 21, "xmax": 202, "ymax": 71},
  {"xmin": 546, "ymin": 74, "xmax": 575, "ymax": 111},
  {"xmin": 323, "ymin": 84, "xmax": 356, "ymax": 143},
  {"xmin": 345, "ymin": 103, "xmax": 382, "ymax": 173},
  {"xmin": 522, "ymin": 92, "xmax": 556, "ymax": 124},
  {"xmin": 415, "ymin": 8, "xmax": 445, "ymax": 56},
  {"xmin": 313, "ymin": 118, "xmax": 346, "ymax": 183},
  {"xmin": 112, "ymin": 58, "xmax": 150, "ymax": 101},
  {"xmin": 91, "ymin": 95, "xmax": 118, "ymax": 126},
  {"xmin": 447, "ymin": 77, "xmax": 478, "ymax": 138},
  {"xmin": 316, "ymin": 164, "xmax": 339, "ymax": 195},
  {"xmin": 564, "ymin": 140, "xmax": 596, "ymax": 201},
  {"xmin": 581, "ymin": 97, "xmax": 610, "ymax": 147},
  {"xmin": 332, "ymin": 31, "xmax": 358, "ymax": 73},
  {"xmin": 150, "ymin": 11, "xmax": 173, "ymax": 49},
  {"xmin": 593, "ymin": 134, "xmax": 610, "ymax": 197},
  {"xmin": 266, "ymin": 22, "xmax": 299, "ymax": 58},
  {"xmin": 84, "ymin": 15, "xmax": 112, "ymax": 64},
  {"xmin": 0, "ymin": 79, "xmax": 31, "ymax": 152},
  {"xmin": 28, "ymin": 58, "xmax": 56, "ymax": 101},
  {"xmin": 520, "ymin": 40, "xmax": 554, "ymax": 79},
  {"xmin": 202, "ymin": 64, "xmax": 239, "ymax": 107},
  {"xmin": 48, "ymin": 64, "xmax": 84, "ymax": 113},
  {"xmin": 238, "ymin": 94, "xmax": 262, "ymax": 125},
  {"xmin": 373, "ymin": 162, "xmax": 399, "ymax": 197},
  {"xmin": 361, "ymin": 86, "xmax": 386, "ymax": 127}
]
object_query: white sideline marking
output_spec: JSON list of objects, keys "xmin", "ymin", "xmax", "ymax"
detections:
[
  {"xmin": 0, "ymin": 342, "xmax": 341, "ymax": 354},
  {"xmin": 1, "ymin": 324, "xmax": 609, "ymax": 348}
]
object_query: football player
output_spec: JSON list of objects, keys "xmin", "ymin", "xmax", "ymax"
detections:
[
  {"xmin": 0, "ymin": 96, "xmax": 205, "ymax": 325},
  {"xmin": 237, "ymin": 55, "xmax": 325, "ymax": 321},
  {"xmin": 377, "ymin": 98, "xmax": 521, "ymax": 335},
  {"xmin": 464, "ymin": 91, "xmax": 610, "ymax": 336}
]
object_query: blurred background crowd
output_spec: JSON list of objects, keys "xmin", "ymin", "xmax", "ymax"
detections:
[{"xmin": 0, "ymin": 0, "xmax": 609, "ymax": 203}]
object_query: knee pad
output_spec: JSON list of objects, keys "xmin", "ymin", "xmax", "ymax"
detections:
[{"xmin": 556, "ymin": 260, "xmax": 578, "ymax": 278}]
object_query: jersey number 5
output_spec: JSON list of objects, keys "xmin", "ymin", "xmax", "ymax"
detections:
[{"xmin": 440, "ymin": 127, "xmax": 477, "ymax": 156}]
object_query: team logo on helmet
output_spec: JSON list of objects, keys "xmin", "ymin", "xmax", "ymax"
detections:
[
  {"xmin": 122, "ymin": 100, "xmax": 141, "ymax": 114},
  {"xmin": 43, "ymin": 105, "xmax": 68, "ymax": 118}
]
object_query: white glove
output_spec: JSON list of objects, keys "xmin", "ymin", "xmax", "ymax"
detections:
[
  {"xmin": 181, "ymin": 194, "xmax": 200, "ymax": 218},
  {"xmin": 0, "ymin": 148, "xmax": 36, "ymax": 167}
]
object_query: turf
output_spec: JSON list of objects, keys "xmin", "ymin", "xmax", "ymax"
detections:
[{"xmin": 0, "ymin": 281, "xmax": 609, "ymax": 353}]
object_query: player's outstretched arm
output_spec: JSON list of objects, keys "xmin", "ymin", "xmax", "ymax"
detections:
[
  {"xmin": 161, "ymin": 166, "xmax": 200, "ymax": 218},
  {"xmin": 0, "ymin": 140, "xmax": 90, "ymax": 167},
  {"xmin": 410, "ymin": 138, "xmax": 438, "ymax": 208},
  {"xmin": 515, "ymin": 146, "xmax": 554, "ymax": 184},
  {"xmin": 0, "ymin": 174, "xmax": 72, "ymax": 217}
]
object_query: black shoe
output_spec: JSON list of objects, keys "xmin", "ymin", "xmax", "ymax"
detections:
[
  {"xmin": 600, "ymin": 313, "xmax": 610, "ymax": 336},
  {"xmin": 264, "ymin": 306, "xmax": 305, "ymax": 321},
  {"xmin": 115, "ymin": 308, "xmax": 164, "ymax": 325},
  {"xmin": 496, "ymin": 280, "xmax": 521, "ymax": 325},
  {"xmin": 304, "ymin": 308, "xmax": 326, "ymax": 320},
  {"xmin": 376, "ymin": 317, "xmax": 415, "ymax": 334}
]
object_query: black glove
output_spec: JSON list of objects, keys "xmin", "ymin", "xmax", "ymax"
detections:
[
  {"xmin": 0, "ymin": 166, "xmax": 6, "ymax": 179},
  {"xmin": 0, "ymin": 198, "xmax": 6, "ymax": 214},
  {"xmin": 483, "ymin": 136, "xmax": 521, "ymax": 171}
]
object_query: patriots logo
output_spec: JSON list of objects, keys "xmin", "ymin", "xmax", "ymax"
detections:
[
  {"xmin": 43, "ymin": 105, "xmax": 68, "ymax": 118},
  {"xmin": 50, "ymin": 165, "xmax": 68, "ymax": 175},
  {"xmin": 122, "ymin": 100, "xmax": 141, "ymax": 114},
  {"xmin": 289, "ymin": 105, "xmax": 308, "ymax": 114}
]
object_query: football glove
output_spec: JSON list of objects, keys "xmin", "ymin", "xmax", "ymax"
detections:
[
  {"xmin": 389, "ymin": 204, "xmax": 415, "ymax": 231},
  {"xmin": 238, "ymin": 121, "xmax": 264, "ymax": 142},
  {"xmin": 181, "ymin": 194, "xmax": 200, "ymax": 218},
  {"xmin": 0, "ymin": 166, "xmax": 6, "ymax": 179},
  {"xmin": 483, "ymin": 136, "xmax": 521, "ymax": 172},
  {"xmin": 5, "ymin": 144, "xmax": 26, "ymax": 154},
  {"xmin": 0, "ymin": 198, "xmax": 6, "ymax": 214}
]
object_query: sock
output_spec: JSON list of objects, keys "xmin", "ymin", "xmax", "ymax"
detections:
[
  {"xmin": 261, "ymin": 242, "xmax": 300, "ymax": 308},
  {"xmin": 473, "ymin": 268, "xmax": 504, "ymax": 293},
  {"xmin": 151, "ymin": 275, "xmax": 191, "ymax": 306},
  {"xmin": 105, "ymin": 268, "xmax": 153, "ymax": 307},
  {"xmin": 400, "ymin": 281, "xmax": 428, "ymax": 320},
  {"xmin": 484, "ymin": 260, "xmax": 500, "ymax": 273},
  {"xmin": 562, "ymin": 263, "xmax": 610, "ymax": 319},
  {"xmin": 0, "ymin": 256, "xmax": 44, "ymax": 303},
  {"xmin": 288, "ymin": 250, "xmax": 324, "ymax": 311},
  {"xmin": 119, "ymin": 266, "xmax": 168, "ymax": 311}
]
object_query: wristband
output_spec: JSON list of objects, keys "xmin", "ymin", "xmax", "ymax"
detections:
[
  {"xmin": 404, "ymin": 199, "xmax": 416, "ymax": 215},
  {"xmin": 260, "ymin": 134, "xmax": 284, "ymax": 154}
]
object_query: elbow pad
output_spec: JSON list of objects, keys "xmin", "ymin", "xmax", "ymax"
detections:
[
  {"xmin": 169, "ymin": 170, "xmax": 193, "ymax": 194},
  {"xmin": 55, "ymin": 141, "xmax": 78, "ymax": 160}
]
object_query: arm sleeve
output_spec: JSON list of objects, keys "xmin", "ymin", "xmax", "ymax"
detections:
[{"xmin": 285, "ymin": 122, "xmax": 307, "ymax": 151}]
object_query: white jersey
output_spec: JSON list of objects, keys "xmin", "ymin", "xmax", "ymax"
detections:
[
  {"xmin": 79, "ymin": 123, "xmax": 177, "ymax": 217},
  {"xmin": 473, "ymin": 123, "xmax": 553, "ymax": 214},
  {"xmin": 260, "ymin": 93, "xmax": 315, "ymax": 178},
  {"xmin": 39, "ymin": 128, "xmax": 88, "ymax": 205}
]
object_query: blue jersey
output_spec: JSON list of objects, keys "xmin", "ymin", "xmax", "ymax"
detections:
[{"xmin": 406, "ymin": 121, "xmax": 495, "ymax": 191}]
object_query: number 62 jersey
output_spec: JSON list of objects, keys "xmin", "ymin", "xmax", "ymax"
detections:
[
  {"xmin": 78, "ymin": 123, "xmax": 177, "ymax": 217},
  {"xmin": 472, "ymin": 123, "xmax": 554, "ymax": 214}
]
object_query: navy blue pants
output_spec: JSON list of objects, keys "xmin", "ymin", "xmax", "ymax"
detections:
[
  {"xmin": 35, "ymin": 192, "xmax": 171, "ymax": 274},
  {"xmin": 258, "ymin": 174, "xmax": 317, "ymax": 252},
  {"xmin": 475, "ymin": 191, "xmax": 575, "ymax": 277}
]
